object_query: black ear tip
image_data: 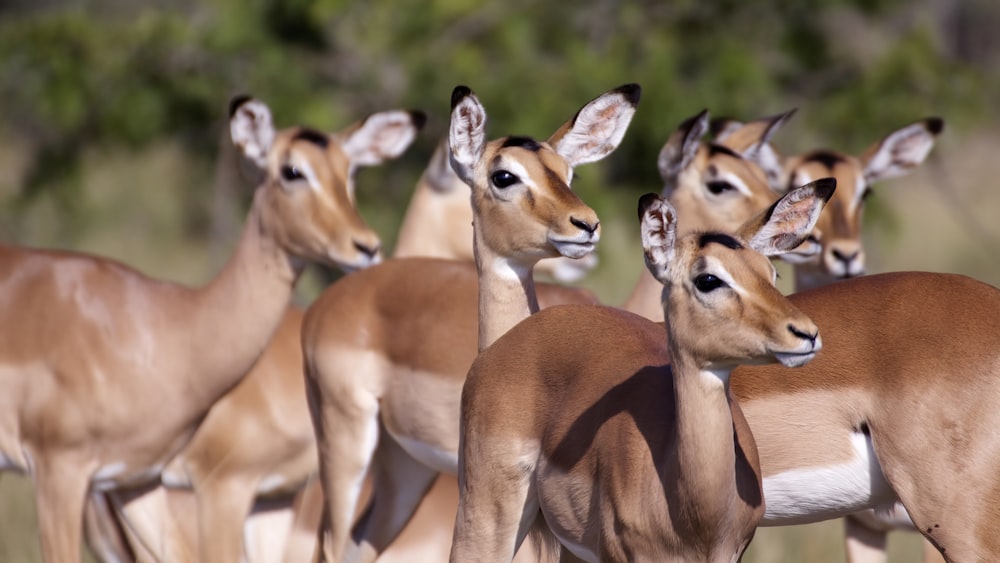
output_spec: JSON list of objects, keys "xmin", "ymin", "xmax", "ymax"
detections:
[
  {"xmin": 708, "ymin": 116, "xmax": 737, "ymax": 137},
  {"xmin": 228, "ymin": 94, "xmax": 253, "ymax": 118},
  {"xmin": 409, "ymin": 110, "xmax": 428, "ymax": 130},
  {"xmin": 926, "ymin": 117, "xmax": 945, "ymax": 135},
  {"xmin": 615, "ymin": 83, "xmax": 642, "ymax": 106},
  {"xmin": 637, "ymin": 192, "xmax": 662, "ymax": 220},
  {"xmin": 814, "ymin": 177, "xmax": 837, "ymax": 201},
  {"xmin": 451, "ymin": 86, "xmax": 473, "ymax": 110}
]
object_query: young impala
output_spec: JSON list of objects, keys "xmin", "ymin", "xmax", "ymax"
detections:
[
  {"xmin": 452, "ymin": 181, "xmax": 831, "ymax": 562},
  {"xmin": 0, "ymin": 94, "xmax": 408, "ymax": 563},
  {"xmin": 714, "ymin": 114, "xmax": 945, "ymax": 563}
]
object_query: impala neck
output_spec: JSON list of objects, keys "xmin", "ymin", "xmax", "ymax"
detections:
[
  {"xmin": 474, "ymin": 229, "xmax": 539, "ymax": 352},
  {"xmin": 186, "ymin": 188, "xmax": 300, "ymax": 404},
  {"xmin": 665, "ymin": 323, "xmax": 738, "ymax": 521}
]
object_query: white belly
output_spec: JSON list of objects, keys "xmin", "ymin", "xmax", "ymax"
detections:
[{"xmin": 761, "ymin": 432, "xmax": 897, "ymax": 525}]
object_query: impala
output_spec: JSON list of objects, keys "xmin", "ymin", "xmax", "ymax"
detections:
[
  {"xmin": 304, "ymin": 82, "xmax": 640, "ymax": 562},
  {"xmin": 0, "ymin": 94, "xmax": 415, "ymax": 563},
  {"xmin": 714, "ymin": 115, "xmax": 945, "ymax": 563},
  {"xmin": 452, "ymin": 181, "xmax": 831, "ymax": 562}
]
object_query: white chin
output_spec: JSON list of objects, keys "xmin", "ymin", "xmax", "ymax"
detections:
[
  {"xmin": 556, "ymin": 243, "xmax": 595, "ymax": 259},
  {"xmin": 775, "ymin": 352, "xmax": 816, "ymax": 368}
]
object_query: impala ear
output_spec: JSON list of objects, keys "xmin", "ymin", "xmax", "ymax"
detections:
[
  {"xmin": 422, "ymin": 138, "xmax": 461, "ymax": 193},
  {"xmin": 658, "ymin": 109, "xmax": 709, "ymax": 188},
  {"xmin": 639, "ymin": 193, "xmax": 679, "ymax": 283},
  {"xmin": 860, "ymin": 117, "xmax": 944, "ymax": 184},
  {"xmin": 230, "ymin": 95, "xmax": 275, "ymax": 169},
  {"xmin": 547, "ymin": 83, "xmax": 641, "ymax": 169},
  {"xmin": 448, "ymin": 85, "xmax": 487, "ymax": 186},
  {"xmin": 339, "ymin": 110, "xmax": 426, "ymax": 167},
  {"xmin": 716, "ymin": 109, "xmax": 795, "ymax": 190},
  {"xmin": 739, "ymin": 177, "xmax": 836, "ymax": 257}
]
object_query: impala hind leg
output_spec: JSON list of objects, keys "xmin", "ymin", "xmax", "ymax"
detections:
[
  {"xmin": 844, "ymin": 514, "xmax": 889, "ymax": 563},
  {"xmin": 84, "ymin": 491, "xmax": 134, "ymax": 563},
  {"xmin": 195, "ymin": 475, "xmax": 258, "ymax": 563},
  {"xmin": 346, "ymin": 436, "xmax": 440, "ymax": 563},
  {"xmin": 306, "ymin": 367, "xmax": 381, "ymax": 563},
  {"xmin": 33, "ymin": 455, "xmax": 94, "ymax": 563}
]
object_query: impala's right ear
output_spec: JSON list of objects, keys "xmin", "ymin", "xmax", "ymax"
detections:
[
  {"xmin": 658, "ymin": 109, "xmax": 709, "ymax": 186},
  {"xmin": 738, "ymin": 177, "xmax": 836, "ymax": 257},
  {"xmin": 448, "ymin": 85, "xmax": 487, "ymax": 186},
  {"xmin": 230, "ymin": 95, "xmax": 275, "ymax": 169},
  {"xmin": 716, "ymin": 109, "xmax": 795, "ymax": 190},
  {"xmin": 639, "ymin": 193, "xmax": 679, "ymax": 283}
]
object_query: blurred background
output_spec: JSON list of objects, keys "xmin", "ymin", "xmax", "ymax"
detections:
[{"xmin": 0, "ymin": 0, "xmax": 998, "ymax": 561}]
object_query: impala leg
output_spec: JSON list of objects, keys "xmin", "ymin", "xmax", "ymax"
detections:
[
  {"xmin": 306, "ymin": 365, "xmax": 380, "ymax": 563},
  {"xmin": 113, "ymin": 484, "xmax": 197, "ymax": 563},
  {"xmin": 282, "ymin": 477, "xmax": 324, "ymax": 563},
  {"xmin": 83, "ymin": 491, "xmax": 134, "ymax": 563},
  {"xmin": 346, "ymin": 436, "xmax": 439, "ymax": 563},
  {"xmin": 844, "ymin": 514, "xmax": 888, "ymax": 563},
  {"xmin": 195, "ymin": 475, "xmax": 258, "ymax": 563},
  {"xmin": 33, "ymin": 455, "xmax": 92, "ymax": 563},
  {"xmin": 450, "ymin": 442, "xmax": 539, "ymax": 562}
]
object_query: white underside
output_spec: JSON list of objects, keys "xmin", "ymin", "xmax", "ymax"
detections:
[
  {"xmin": 389, "ymin": 433, "xmax": 459, "ymax": 475},
  {"xmin": 761, "ymin": 432, "xmax": 896, "ymax": 525},
  {"xmin": 92, "ymin": 462, "xmax": 165, "ymax": 492}
]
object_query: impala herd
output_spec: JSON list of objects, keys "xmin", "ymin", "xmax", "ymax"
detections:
[{"xmin": 2, "ymin": 80, "xmax": 996, "ymax": 563}]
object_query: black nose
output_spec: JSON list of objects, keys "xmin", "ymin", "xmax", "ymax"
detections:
[
  {"xmin": 832, "ymin": 249, "xmax": 859, "ymax": 265},
  {"xmin": 354, "ymin": 241, "xmax": 381, "ymax": 259},
  {"xmin": 570, "ymin": 216, "xmax": 599, "ymax": 234},
  {"xmin": 787, "ymin": 324, "xmax": 817, "ymax": 346}
]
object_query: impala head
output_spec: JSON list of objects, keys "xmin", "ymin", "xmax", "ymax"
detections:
[
  {"xmin": 229, "ymin": 95, "xmax": 426, "ymax": 270},
  {"xmin": 448, "ymin": 83, "xmax": 640, "ymax": 269},
  {"xmin": 660, "ymin": 109, "xmax": 794, "ymax": 238},
  {"xmin": 719, "ymin": 115, "xmax": 944, "ymax": 281},
  {"xmin": 641, "ymin": 177, "xmax": 835, "ymax": 371}
]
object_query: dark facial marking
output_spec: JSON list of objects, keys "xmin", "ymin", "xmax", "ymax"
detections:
[
  {"xmin": 501, "ymin": 136, "xmax": 542, "ymax": 151},
  {"xmin": 228, "ymin": 94, "xmax": 253, "ymax": 117},
  {"xmin": 293, "ymin": 128, "xmax": 330, "ymax": 148},
  {"xmin": 707, "ymin": 143, "xmax": 741, "ymax": 159},
  {"xmin": 699, "ymin": 232, "xmax": 743, "ymax": 250},
  {"xmin": 804, "ymin": 150, "xmax": 845, "ymax": 170}
]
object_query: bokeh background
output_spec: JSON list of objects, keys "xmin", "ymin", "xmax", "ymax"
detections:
[{"xmin": 1, "ymin": 0, "xmax": 998, "ymax": 561}]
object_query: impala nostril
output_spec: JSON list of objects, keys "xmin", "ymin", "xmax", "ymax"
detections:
[
  {"xmin": 787, "ymin": 324, "xmax": 816, "ymax": 344},
  {"xmin": 832, "ymin": 249, "xmax": 859, "ymax": 264},
  {"xmin": 570, "ymin": 216, "xmax": 599, "ymax": 234},
  {"xmin": 354, "ymin": 241, "xmax": 380, "ymax": 258}
]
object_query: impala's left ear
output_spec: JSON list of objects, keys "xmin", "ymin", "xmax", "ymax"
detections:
[
  {"xmin": 448, "ymin": 85, "xmax": 487, "ymax": 186},
  {"xmin": 339, "ymin": 110, "xmax": 427, "ymax": 167},
  {"xmin": 860, "ymin": 117, "xmax": 944, "ymax": 184},
  {"xmin": 639, "ymin": 193, "xmax": 679, "ymax": 283},
  {"xmin": 739, "ymin": 177, "xmax": 836, "ymax": 257},
  {"xmin": 547, "ymin": 83, "xmax": 641, "ymax": 169}
]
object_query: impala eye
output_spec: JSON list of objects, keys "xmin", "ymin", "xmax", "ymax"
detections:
[
  {"xmin": 706, "ymin": 181, "xmax": 735, "ymax": 195},
  {"xmin": 861, "ymin": 186, "xmax": 873, "ymax": 201},
  {"xmin": 280, "ymin": 165, "xmax": 305, "ymax": 182},
  {"xmin": 491, "ymin": 170, "xmax": 519, "ymax": 188},
  {"xmin": 693, "ymin": 273, "xmax": 726, "ymax": 293}
]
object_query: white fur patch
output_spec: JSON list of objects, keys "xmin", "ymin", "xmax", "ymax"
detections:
[{"xmin": 761, "ymin": 432, "xmax": 896, "ymax": 525}]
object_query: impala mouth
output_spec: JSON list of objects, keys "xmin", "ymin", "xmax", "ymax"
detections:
[
  {"xmin": 774, "ymin": 351, "xmax": 817, "ymax": 368},
  {"xmin": 331, "ymin": 251, "xmax": 382, "ymax": 273},
  {"xmin": 550, "ymin": 235, "xmax": 599, "ymax": 259}
]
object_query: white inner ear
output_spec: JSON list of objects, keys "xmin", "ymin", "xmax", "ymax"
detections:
[
  {"xmin": 864, "ymin": 123, "xmax": 935, "ymax": 183},
  {"xmin": 449, "ymin": 98, "xmax": 487, "ymax": 184},
  {"xmin": 231, "ymin": 100, "xmax": 275, "ymax": 169},
  {"xmin": 342, "ymin": 111, "xmax": 418, "ymax": 167},
  {"xmin": 641, "ymin": 204, "xmax": 677, "ymax": 280},
  {"xmin": 555, "ymin": 96, "xmax": 636, "ymax": 168}
]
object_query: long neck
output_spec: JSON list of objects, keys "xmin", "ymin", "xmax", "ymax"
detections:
[
  {"xmin": 620, "ymin": 268, "xmax": 666, "ymax": 322},
  {"xmin": 183, "ymin": 190, "xmax": 300, "ymax": 404},
  {"xmin": 793, "ymin": 261, "xmax": 831, "ymax": 292},
  {"xmin": 474, "ymin": 228, "xmax": 538, "ymax": 352},
  {"xmin": 392, "ymin": 178, "xmax": 472, "ymax": 261},
  {"xmin": 667, "ymin": 330, "xmax": 738, "ymax": 522}
]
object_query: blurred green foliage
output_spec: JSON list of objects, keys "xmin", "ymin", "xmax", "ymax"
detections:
[{"xmin": 1, "ymin": 0, "xmax": 997, "ymax": 246}]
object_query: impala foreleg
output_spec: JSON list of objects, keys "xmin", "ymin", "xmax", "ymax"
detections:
[
  {"xmin": 34, "ymin": 455, "xmax": 94, "ymax": 563},
  {"xmin": 195, "ymin": 475, "xmax": 258, "ymax": 563},
  {"xmin": 112, "ymin": 484, "xmax": 197, "ymax": 563}
]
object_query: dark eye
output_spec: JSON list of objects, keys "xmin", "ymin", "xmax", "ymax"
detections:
[
  {"xmin": 491, "ymin": 170, "xmax": 519, "ymax": 188},
  {"xmin": 706, "ymin": 181, "xmax": 735, "ymax": 195},
  {"xmin": 861, "ymin": 186, "xmax": 873, "ymax": 201},
  {"xmin": 806, "ymin": 234, "xmax": 820, "ymax": 243},
  {"xmin": 693, "ymin": 273, "xmax": 726, "ymax": 293},
  {"xmin": 281, "ymin": 165, "xmax": 304, "ymax": 182}
]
